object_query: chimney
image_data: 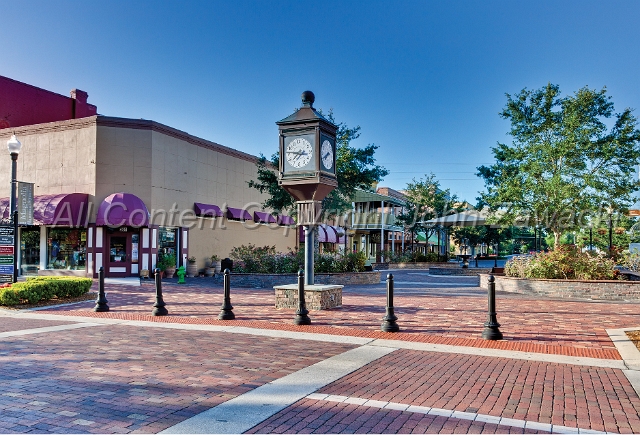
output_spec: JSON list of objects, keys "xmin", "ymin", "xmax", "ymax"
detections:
[{"xmin": 70, "ymin": 89, "xmax": 90, "ymax": 119}]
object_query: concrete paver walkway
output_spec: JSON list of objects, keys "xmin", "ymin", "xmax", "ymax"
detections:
[{"xmin": 1, "ymin": 269, "xmax": 639, "ymax": 434}]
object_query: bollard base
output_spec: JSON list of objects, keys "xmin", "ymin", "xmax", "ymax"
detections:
[
  {"xmin": 294, "ymin": 315, "xmax": 311, "ymax": 325},
  {"xmin": 381, "ymin": 310, "xmax": 399, "ymax": 332},
  {"xmin": 294, "ymin": 308, "xmax": 311, "ymax": 325},
  {"xmin": 94, "ymin": 303, "xmax": 109, "ymax": 312},
  {"xmin": 218, "ymin": 309, "xmax": 235, "ymax": 320},
  {"xmin": 381, "ymin": 320, "xmax": 399, "ymax": 332},
  {"xmin": 152, "ymin": 303, "xmax": 168, "ymax": 316},
  {"xmin": 482, "ymin": 323, "xmax": 503, "ymax": 340}
]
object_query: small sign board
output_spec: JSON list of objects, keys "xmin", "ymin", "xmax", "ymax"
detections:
[
  {"xmin": 0, "ymin": 246, "xmax": 13, "ymax": 255},
  {"xmin": 0, "ymin": 226, "xmax": 15, "ymax": 282},
  {"xmin": 0, "ymin": 265, "xmax": 14, "ymax": 275},
  {"xmin": 0, "ymin": 256, "xmax": 13, "ymax": 264},
  {"xmin": 18, "ymin": 181, "xmax": 34, "ymax": 226}
]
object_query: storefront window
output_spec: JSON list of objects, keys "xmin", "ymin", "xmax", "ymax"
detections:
[
  {"xmin": 47, "ymin": 228, "xmax": 86, "ymax": 270},
  {"xmin": 158, "ymin": 227, "xmax": 177, "ymax": 256},
  {"xmin": 21, "ymin": 227, "xmax": 40, "ymax": 275}
]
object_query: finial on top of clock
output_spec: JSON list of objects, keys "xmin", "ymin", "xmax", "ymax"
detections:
[{"xmin": 301, "ymin": 90, "xmax": 315, "ymax": 108}]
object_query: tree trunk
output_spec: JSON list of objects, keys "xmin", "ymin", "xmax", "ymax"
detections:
[{"xmin": 553, "ymin": 231, "xmax": 561, "ymax": 249}]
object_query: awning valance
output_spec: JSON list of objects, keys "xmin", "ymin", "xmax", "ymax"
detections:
[
  {"xmin": 277, "ymin": 215, "xmax": 295, "ymax": 226},
  {"xmin": 226, "ymin": 207, "xmax": 252, "ymax": 221},
  {"xmin": 96, "ymin": 192, "xmax": 149, "ymax": 227},
  {"xmin": 254, "ymin": 211, "xmax": 276, "ymax": 224},
  {"xmin": 194, "ymin": 202, "xmax": 223, "ymax": 217},
  {"xmin": 0, "ymin": 193, "xmax": 89, "ymax": 226}
]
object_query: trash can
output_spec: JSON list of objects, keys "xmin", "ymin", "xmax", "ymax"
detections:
[{"xmin": 221, "ymin": 258, "xmax": 233, "ymax": 272}]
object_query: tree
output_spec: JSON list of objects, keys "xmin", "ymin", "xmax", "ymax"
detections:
[
  {"xmin": 248, "ymin": 111, "xmax": 389, "ymax": 216},
  {"xmin": 477, "ymin": 83, "xmax": 640, "ymax": 247},
  {"xmin": 395, "ymin": 173, "xmax": 460, "ymax": 252}
]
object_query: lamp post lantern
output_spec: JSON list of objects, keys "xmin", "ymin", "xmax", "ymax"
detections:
[{"xmin": 7, "ymin": 135, "xmax": 22, "ymax": 283}]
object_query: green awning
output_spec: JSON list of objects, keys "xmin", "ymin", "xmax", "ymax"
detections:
[{"xmin": 352, "ymin": 189, "xmax": 406, "ymax": 207}]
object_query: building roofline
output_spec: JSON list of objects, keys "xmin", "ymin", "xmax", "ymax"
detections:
[{"xmin": 0, "ymin": 115, "xmax": 270, "ymax": 167}]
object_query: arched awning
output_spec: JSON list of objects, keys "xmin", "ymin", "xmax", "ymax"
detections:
[
  {"xmin": 96, "ymin": 193, "xmax": 149, "ymax": 227},
  {"xmin": 0, "ymin": 193, "xmax": 88, "ymax": 226},
  {"xmin": 298, "ymin": 225, "xmax": 346, "ymax": 244}
]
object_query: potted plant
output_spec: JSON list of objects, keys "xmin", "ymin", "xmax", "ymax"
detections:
[
  {"xmin": 205, "ymin": 256, "xmax": 216, "ymax": 277},
  {"xmin": 160, "ymin": 253, "xmax": 177, "ymax": 279},
  {"xmin": 210, "ymin": 254, "xmax": 221, "ymax": 274},
  {"xmin": 186, "ymin": 256, "xmax": 198, "ymax": 278}
]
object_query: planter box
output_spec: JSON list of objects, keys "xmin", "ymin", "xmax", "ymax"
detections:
[
  {"xmin": 479, "ymin": 274, "xmax": 640, "ymax": 301},
  {"xmin": 389, "ymin": 262, "xmax": 454, "ymax": 270},
  {"xmin": 211, "ymin": 271, "xmax": 380, "ymax": 288},
  {"xmin": 430, "ymin": 267, "xmax": 492, "ymax": 276},
  {"xmin": 274, "ymin": 284, "xmax": 343, "ymax": 310}
]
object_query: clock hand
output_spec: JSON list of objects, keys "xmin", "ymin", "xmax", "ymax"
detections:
[{"xmin": 322, "ymin": 152, "xmax": 330, "ymax": 159}]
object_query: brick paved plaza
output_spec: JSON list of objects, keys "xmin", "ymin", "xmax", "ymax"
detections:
[{"xmin": 1, "ymin": 270, "xmax": 640, "ymax": 434}]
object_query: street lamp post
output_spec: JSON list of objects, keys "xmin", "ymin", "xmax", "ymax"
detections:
[
  {"xmin": 606, "ymin": 205, "xmax": 614, "ymax": 257},
  {"xmin": 7, "ymin": 135, "xmax": 22, "ymax": 283}
]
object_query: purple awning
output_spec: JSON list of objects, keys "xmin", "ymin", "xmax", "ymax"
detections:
[
  {"xmin": 96, "ymin": 192, "xmax": 149, "ymax": 227},
  {"xmin": 194, "ymin": 202, "xmax": 222, "ymax": 217},
  {"xmin": 277, "ymin": 215, "xmax": 295, "ymax": 226},
  {"xmin": 0, "ymin": 193, "xmax": 88, "ymax": 226},
  {"xmin": 298, "ymin": 224, "xmax": 345, "ymax": 244},
  {"xmin": 254, "ymin": 211, "xmax": 276, "ymax": 224},
  {"xmin": 226, "ymin": 207, "xmax": 252, "ymax": 221}
]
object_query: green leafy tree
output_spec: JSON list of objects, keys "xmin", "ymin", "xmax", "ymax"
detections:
[
  {"xmin": 248, "ymin": 111, "xmax": 389, "ymax": 216},
  {"xmin": 395, "ymin": 173, "xmax": 460, "ymax": 252},
  {"xmin": 477, "ymin": 83, "xmax": 640, "ymax": 247}
]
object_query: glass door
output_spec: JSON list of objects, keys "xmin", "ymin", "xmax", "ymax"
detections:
[{"xmin": 107, "ymin": 234, "xmax": 129, "ymax": 277}]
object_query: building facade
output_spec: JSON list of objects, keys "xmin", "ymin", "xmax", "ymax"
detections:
[{"xmin": 0, "ymin": 77, "xmax": 298, "ymax": 278}]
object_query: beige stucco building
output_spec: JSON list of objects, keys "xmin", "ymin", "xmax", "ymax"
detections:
[{"xmin": 0, "ymin": 115, "xmax": 297, "ymax": 278}]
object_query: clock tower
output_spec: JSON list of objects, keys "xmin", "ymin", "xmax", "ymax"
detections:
[{"xmin": 277, "ymin": 91, "xmax": 338, "ymax": 286}]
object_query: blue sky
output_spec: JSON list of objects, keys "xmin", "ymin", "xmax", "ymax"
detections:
[{"xmin": 2, "ymin": 1, "xmax": 639, "ymax": 203}]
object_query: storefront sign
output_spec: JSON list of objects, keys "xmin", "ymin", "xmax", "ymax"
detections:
[
  {"xmin": 0, "ymin": 246, "xmax": 14, "ymax": 255},
  {"xmin": 0, "ymin": 256, "xmax": 13, "ymax": 264},
  {"xmin": 0, "ymin": 236, "xmax": 13, "ymax": 245},
  {"xmin": 0, "ymin": 275, "xmax": 11, "ymax": 283},
  {"xmin": 0, "ymin": 227, "xmax": 14, "ymax": 237},
  {"xmin": 18, "ymin": 182, "xmax": 34, "ymax": 225}
]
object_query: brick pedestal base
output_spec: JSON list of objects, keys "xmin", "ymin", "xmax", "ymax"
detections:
[{"xmin": 274, "ymin": 284, "xmax": 343, "ymax": 310}]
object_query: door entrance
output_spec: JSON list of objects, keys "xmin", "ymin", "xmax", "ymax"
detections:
[{"xmin": 106, "ymin": 229, "xmax": 140, "ymax": 277}]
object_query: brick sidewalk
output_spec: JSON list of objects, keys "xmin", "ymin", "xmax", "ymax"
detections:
[
  {"xmin": 36, "ymin": 278, "xmax": 640, "ymax": 359},
  {"xmin": 2, "ymin": 273, "xmax": 639, "ymax": 434}
]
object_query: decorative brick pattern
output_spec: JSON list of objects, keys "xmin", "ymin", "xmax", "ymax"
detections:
[
  {"xmin": 480, "ymin": 274, "xmax": 640, "ymax": 301},
  {"xmin": 211, "ymin": 271, "xmax": 380, "ymax": 288},
  {"xmin": 274, "ymin": 285, "xmax": 343, "ymax": 310}
]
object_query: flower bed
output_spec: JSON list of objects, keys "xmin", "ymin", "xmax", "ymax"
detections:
[
  {"xmin": 212, "ymin": 271, "xmax": 380, "ymax": 288},
  {"xmin": 479, "ymin": 274, "xmax": 640, "ymax": 301}
]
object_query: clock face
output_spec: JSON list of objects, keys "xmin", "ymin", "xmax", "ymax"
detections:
[
  {"xmin": 321, "ymin": 140, "xmax": 333, "ymax": 170},
  {"xmin": 286, "ymin": 137, "xmax": 313, "ymax": 169}
]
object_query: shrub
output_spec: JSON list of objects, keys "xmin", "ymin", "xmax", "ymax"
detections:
[
  {"xmin": 229, "ymin": 244, "xmax": 366, "ymax": 274},
  {"xmin": 504, "ymin": 246, "xmax": 616, "ymax": 280},
  {"xmin": 0, "ymin": 277, "xmax": 92, "ymax": 306}
]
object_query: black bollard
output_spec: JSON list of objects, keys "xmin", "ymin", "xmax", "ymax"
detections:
[
  {"xmin": 475, "ymin": 255, "xmax": 479, "ymax": 268},
  {"xmin": 152, "ymin": 268, "xmax": 168, "ymax": 316},
  {"xmin": 294, "ymin": 270, "xmax": 311, "ymax": 325},
  {"xmin": 381, "ymin": 273, "xmax": 399, "ymax": 332},
  {"xmin": 94, "ymin": 266, "xmax": 109, "ymax": 312},
  {"xmin": 218, "ymin": 269, "xmax": 235, "ymax": 320},
  {"xmin": 482, "ymin": 274, "xmax": 503, "ymax": 340}
]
